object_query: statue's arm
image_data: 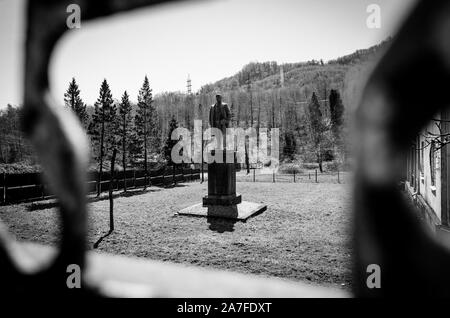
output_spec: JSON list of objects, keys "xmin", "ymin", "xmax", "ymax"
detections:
[
  {"xmin": 209, "ymin": 106, "xmax": 213, "ymax": 127},
  {"xmin": 224, "ymin": 104, "xmax": 231, "ymax": 124}
]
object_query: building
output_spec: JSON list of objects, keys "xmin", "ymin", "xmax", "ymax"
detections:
[{"xmin": 405, "ymin": 109, "xmax": 450, "ymax": 241}]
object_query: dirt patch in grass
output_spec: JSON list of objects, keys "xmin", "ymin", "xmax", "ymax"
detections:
[{"xmin": 0, "ymin": 181, "xmax": 352, "ymax": 290}]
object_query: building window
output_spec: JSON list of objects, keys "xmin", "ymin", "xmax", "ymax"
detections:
[
  {"xmin": 420, "ymin": 141, "xmax": 424, "ymax": 174},
  {"xmin": 430, "ymin": 141, "xmax": 436, "ymax": 187},
  {"xmin": 410, "ymin": 146, "xmax": 415, "ymax": 184}
]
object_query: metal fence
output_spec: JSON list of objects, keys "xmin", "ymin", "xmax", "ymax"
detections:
[
  {"xmin": 0, "ymin": 167, "xmax": 200, "ymax": 205},
  {"xmin": 234, "ymin": 169, "xmax": 350, "ymax": 184}
]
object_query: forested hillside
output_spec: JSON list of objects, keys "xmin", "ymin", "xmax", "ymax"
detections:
[
  {"xmin": 154, "ymin": 38, "xmax": 390, "ymax": 169},
  {"xmin": 0, "ymin": 39, "xmax": 391, "ymax": 173}
]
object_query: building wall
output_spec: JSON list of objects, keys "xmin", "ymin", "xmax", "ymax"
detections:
[
  {"xmin": 404, "ymin": 111, "xmax": 450, "ymax": 244},
  {"xmin": 405, "ymin": 113, "xmax": 442, "ymax": 225},
  {"xmin": 418, "ymin": 115, "xmax": 442, "ymax": 221}
]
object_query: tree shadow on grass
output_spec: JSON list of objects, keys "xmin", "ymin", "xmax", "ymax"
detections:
[
  {"xmin": 26, "ymin": 187, "xmax": 162, "ymax": 212},
  {"xmin": 93, "ymin": 229, "xmax": 113, "ymax": 249},
  {"xmin": 161, "ymin": 183, "xmax": 189, "ymax": 189}
]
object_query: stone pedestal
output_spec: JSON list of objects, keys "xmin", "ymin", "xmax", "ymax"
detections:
[
  {"xmin": 203, "ymin": 151, "xmax": 242, "ymax": 207},
  {"xmin": 179, "ymin": 150, "xmax": 266, "ymax": 221}
]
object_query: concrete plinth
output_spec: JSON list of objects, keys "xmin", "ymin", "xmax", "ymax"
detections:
[
  {"xmin": 178, "ymin": 201, "xmax": 267, "ymax": 221},
  {"xmin": 204, "ymin": 150, "xmax": 241, "ymax": 207},
  {"xmin": 178, "ymin": 149, "xmax": 266, "ymax": 221},
  {"xmin": 203, "ymin": 194, "xmax": 242, "ymax": 206}
]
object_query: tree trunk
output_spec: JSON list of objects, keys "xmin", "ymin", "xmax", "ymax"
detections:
[
  {"xmin": 245, "ymin": 140, "xmax": 250, "ymax": 174},
  {"xmin": 144, "ymin": 106, "xmax": 150, "ymax": 190},
  {"xmin": 143, "ymin": 108, "xmax": 148, "ymax": 190},
  {"xmin": 279, "ymin": 92, "xmax": 282, "ymax": 130},
  {"xmin": 144, "ymin": 137, "xmax": 147, "ymax": 189},
  {"xmin": 250, "ymin": 94, "xmax": 253, "ymax": 127},
  {"xmin": 201, "ymin": 130, "xmax": 204, "ymax": 183},
  {"xmin": 122, "ymin": 115, "xmax": 127, "ymax": 192},
  {"xmin": 257, "ymin": 95, "xmax": 261, "ymax": 152},
  {"xmin": 109, "ymin": 148, "xmax": 117, "ymax": 232},
  {"xmin": 97, "ymin": 109, "xmax": 105, "ymax": 197},
  {"xmin": 272, "ymin": 98, "xmax": 275, "ymax": 129},
  {"xmin": 318, "ymin": 152, "xmax": 323, "ymax": 173}
]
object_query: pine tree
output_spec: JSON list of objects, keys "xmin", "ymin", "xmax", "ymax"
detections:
[
  {"xmin": 118, "ymin": 91, "xmax": 132, "ymax": 192},
  {"xmin": 135, "ymin": 76, "xmax": 158, "ymax": 188},
  {"xmin": 329, "ymin": 89, "xmax": 345, "ymax": 164},
  {"xmin": 64, "ymin": 77, "xmax": 88, "ymax": 127},
  {"xmin": 128, "ymin": 131, "xmax": 142, "ymax": 167},
  {"xmin": 88, "ymin": 79, "xmax": 116, "ymax": 196},
  {"xmin": 329, "ymin": 89, "xmax": 344, "ymax": 138}
]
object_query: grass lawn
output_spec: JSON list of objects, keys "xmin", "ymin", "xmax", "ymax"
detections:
[{"xmin": 0, "ymin": 181, "xmax": 352, "ymax": 290}]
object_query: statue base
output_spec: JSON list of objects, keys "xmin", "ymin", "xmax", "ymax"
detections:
[
  {"xmin": 178, "ymin": 149, "xmax": 266, "ymax": 221},
  {"xmin": 178, "ymin": 201, "xmax": 266, "ymax": 221},
  {"xmin": 203, "ymin": 194, "xmax": 242, "ymax": 206},
  {"xmin": 204, "ymin": 150, "xmax": 240, "ymax": 206}
]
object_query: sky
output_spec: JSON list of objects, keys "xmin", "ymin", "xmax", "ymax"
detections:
[{"xmin": 0, "ymin": 0, "xmax": 418, "ymax": 108}]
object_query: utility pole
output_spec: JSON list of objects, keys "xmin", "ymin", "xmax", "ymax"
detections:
[{"xmin": 187, "ymin": 74, "xmax": 192, "ymax": 95}]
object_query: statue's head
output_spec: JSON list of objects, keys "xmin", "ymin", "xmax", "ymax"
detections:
[{"xmin": 215, "ymin": 93, "xmax": 222, "ymax": 104}]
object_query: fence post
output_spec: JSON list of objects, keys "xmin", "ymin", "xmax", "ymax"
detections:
[
  {"xmin": 201, "ymin": 134, "xmax": 204, "ymax": 183},
  {"xmin": 315, "ymin": 169, "xmax": 318, "ymax": 183},
  {"xmin": 94, "ymin": 174, "xmax": 98, "ymax": 195},
  {"xmin": 273, "ymin": 171, "xmax": 275, "ymax": 183},
  {"xmin": 253, "ymin": 169, "xmax": 255, "ymax": 182},
  {"xmin": 309, "ymin": 172, "xmax": 310, "ymax": 180},
  {"xmin": 182, "ymin": 166, "xmax": 185, "ymax": 182},
  {"xmin": 2, "ymin": 172, "xmax": 6, "ymax": 204},
  {"xmin": 172, "ymin": 165, "xmax": 176, "ymax": 186},
  {"xmin": 201, "ymin": 165, "xmax": 204, "ymax": 183},
  {"xmin": 151, "ymin": 168, "xmax": 154, "ymax": 187},
  {"xmin": 293, "ymin": 170, "xmax": 296, "ymax": 183},
  {"xmin": 338, "ymin": 170, "xmax": 340, "ymax": 184}
]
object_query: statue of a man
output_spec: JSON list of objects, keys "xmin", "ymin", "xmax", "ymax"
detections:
[
  {"xmin": 209, "ymin": 92, "xmax": 230, "ymax": 135},
  {"xmin": 209, "ymin": 93, "xmax": 231, "ymax": 150}
]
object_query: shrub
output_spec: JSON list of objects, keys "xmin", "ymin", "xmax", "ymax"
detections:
[
  {"xmin": 301, "ymin": 162, "xmax": 319, "ymax": 170},
  {"xmin": 323, "ymin": 161, "xmax": 340, "ymax": 172},
  {"xmin": 279, "ymin": 163, "xmax": 303, "ymax": 174},
  {"xmin": 0, "ymin": 162, "xmax": 41, "ymax": 174}
]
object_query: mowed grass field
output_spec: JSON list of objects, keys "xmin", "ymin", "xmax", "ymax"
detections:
[{"xmin": 0, "ymin": 181, "xmax": 352, "ymax": 290}]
